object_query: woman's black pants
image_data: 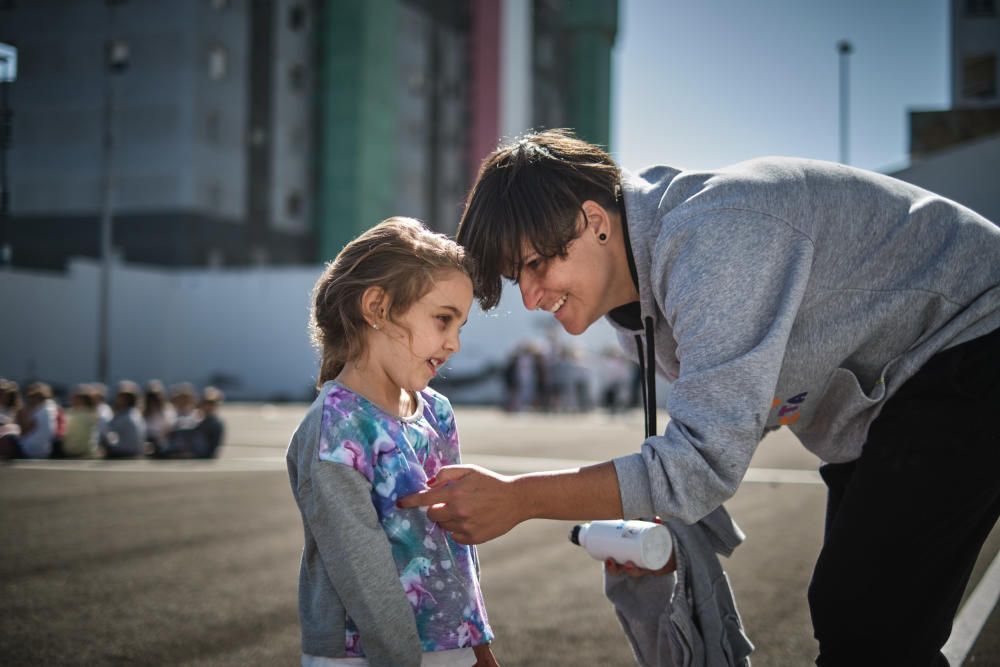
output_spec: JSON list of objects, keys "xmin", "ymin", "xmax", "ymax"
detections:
[{"xmin": 808, "ymin": 327, "xmax": 1000, "ymax": 667}]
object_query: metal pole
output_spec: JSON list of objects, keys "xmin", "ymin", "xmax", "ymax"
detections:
[
  {"xmin": 97, "ymin": 59, "xmax": 114, "ymax": 386},
  {"xmin": 0, "ymin": 43, "xmax": 15, "ymax": 268},
  {"xmin": 98, "ymin": 5, "xmax": 126, "ymax": 386},
  {"xmin": 0, "ymin": 79, "xmax": 10, "ymax": 267},
  {"xmin": 837, "ymin": 40, "xmax": 853, "ymax": 165}
]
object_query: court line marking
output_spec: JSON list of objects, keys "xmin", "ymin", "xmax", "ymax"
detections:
[
  {"xmin": 5, "ymin": 454, "xmax": 825, "ymax": 484},
  {"xmin": 943, "ymin": 548, "xmax": 1000, "ymax": 666},
  {"xmin": 466, "ymin": 455, "xmax": 825, "ymax": 484}
]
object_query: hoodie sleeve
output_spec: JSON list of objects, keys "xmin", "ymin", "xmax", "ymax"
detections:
[
  {"xmin": 305, "ymin": 461, "xmax": 422, "ymax": 667},
  {"xmin": 613, "ymin": 210, "xmax": 815, "ymax": 524}
]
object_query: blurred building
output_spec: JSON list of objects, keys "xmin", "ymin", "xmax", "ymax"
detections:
[
  {"xmin": 316, "ymin": 0, "xmax": 618, "ymax": 258},
  {"xmin": 0, "ymin": 0, "xmax": 618, "ymax": 271},
  {"xmin": 891, "ymin": 0, "xmax": 1000, "ymax": 223}
]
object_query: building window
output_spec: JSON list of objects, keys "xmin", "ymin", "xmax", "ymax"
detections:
[
  {"xmin": 289, "ymin": 125, "xmax": 306, "ymax": 154},
  {"xmin": 288, "ymin": 63, "xmax": 306, "ymax": 92},
  {"xmin": 205, "ymin": 181, "xmax": 223, "ymax": 211},
  {"xmin": 286, "ymin": 191, "xmax": 303, "ymax": 218},
  {"xmin": 962, "ymin": 53, "xmax": 998, "ymax": 100},
  {"xmin": 205, "ymin": 110, "xmax": 221, "ymax": 144},
  {"xmin": 965, "ymin": 0, "xmax": 996, "ymax": 17},
  {"xmin": 208, "ymin": 44, "xmax": 228, "ymax": 80},
  {"xmin": 289, "ymin": 4, "xmax": 307, "ymax": 31}
]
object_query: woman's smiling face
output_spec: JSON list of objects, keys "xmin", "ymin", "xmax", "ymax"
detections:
[{"xmin": 509, "ymin": 210, "xmax": 620, "ymax": 336}]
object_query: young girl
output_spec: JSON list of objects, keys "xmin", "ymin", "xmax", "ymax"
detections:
[{"xmin": 286, "ymin": 217, "xmax": 497, "ymax": 667}]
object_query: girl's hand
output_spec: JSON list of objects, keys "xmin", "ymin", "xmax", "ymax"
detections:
[{"xmin": 473, "ymin": 643, "xmax": 500, "ymax": 666}]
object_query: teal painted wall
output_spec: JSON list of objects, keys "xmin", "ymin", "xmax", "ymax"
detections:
[
  {"xmin": 315, "ymin": 0, "xmax": 400, "ymax": 262},
  {"xmin": 563, "ymin": 0, "xmax": 618, "ymax": 148}
]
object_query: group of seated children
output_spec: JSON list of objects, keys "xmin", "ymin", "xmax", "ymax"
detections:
[{"xmin": 0, "ymin": 378, "xmax": 225, "ymax": 460}]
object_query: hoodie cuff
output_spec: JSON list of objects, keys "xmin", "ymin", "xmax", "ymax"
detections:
[{"xmin": 612, "ymin": 453, "xmax": 656, "ymax": 519}]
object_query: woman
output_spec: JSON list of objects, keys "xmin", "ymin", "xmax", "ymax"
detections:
[{"xmin": 399, "ymin": 129, "xmax": 1000, "ymax": 666}]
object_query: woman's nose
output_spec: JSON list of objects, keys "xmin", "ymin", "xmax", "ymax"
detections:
[{"xmin": 519, "ymin": 275, "xmax": 542, "ymax": 311}]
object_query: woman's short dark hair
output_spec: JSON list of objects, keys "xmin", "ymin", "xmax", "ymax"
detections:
[{"xmin": 457, "ymin": 128, "xmax": 621, "ymax": 310}]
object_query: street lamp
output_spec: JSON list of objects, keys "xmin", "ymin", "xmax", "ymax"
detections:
[
  {"xmin": 97, "ymin": 17, "xmax": 129, "ymax": 385},
  {"xmin": 837, "ymin": 40, "xmax": 853, "ymax": 165},
  {"xmin": 0, "ymin": 42, "xmax": 16, "ymax": 268}
]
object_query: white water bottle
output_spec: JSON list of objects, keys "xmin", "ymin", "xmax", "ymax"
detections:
[{"xmin": 570, "ymin": 519, "xmax": 673, "ymax": 570}]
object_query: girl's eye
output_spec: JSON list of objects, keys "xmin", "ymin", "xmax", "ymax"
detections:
[{"xmin": 437, "ymin": 315, "xmax": 451, "ymax": 326}]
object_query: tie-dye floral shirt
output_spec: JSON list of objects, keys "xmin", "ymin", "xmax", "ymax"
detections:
[{"xmin": 320, "ymin": 383, "xmax": 493, "ymax": 656}]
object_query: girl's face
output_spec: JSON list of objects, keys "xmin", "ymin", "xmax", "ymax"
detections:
[
  {"xmin": 511, "ymin": 212, "xmax": 617, "ymax": 336},
  {"xmin": 368, "ymin": 270, "xmax": 473, "ymax": 394}
]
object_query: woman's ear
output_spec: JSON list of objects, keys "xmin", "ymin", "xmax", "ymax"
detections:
[
  {"xmin": 581, "ymin": 200, "xmax": 612, "ymax": 243},
  {"xmin": 360, "ymin": 286, "xmax": 388, "ymax": 328}
]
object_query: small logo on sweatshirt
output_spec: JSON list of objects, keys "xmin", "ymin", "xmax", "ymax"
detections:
[{"xmin": 772, "ymin": 392, "xmax": 809, "ymax": 425}]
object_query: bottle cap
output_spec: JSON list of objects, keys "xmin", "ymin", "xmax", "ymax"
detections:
[{"xmin": 569, "ymin": 524, "xmax": 582, "ymax": 545}]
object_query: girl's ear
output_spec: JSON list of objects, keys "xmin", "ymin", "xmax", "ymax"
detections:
[{"xmin": 360, "ymin": 286, "xmax": 388, "ymax": 328}]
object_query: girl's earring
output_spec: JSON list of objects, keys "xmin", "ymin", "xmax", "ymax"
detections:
[
  {"xmin": 599, "ymin": 233, "xmax": 608, "ymax": 242},
  {"xmin": 371, "ymin": 323, "xmax": 379, "ymax": 330}
]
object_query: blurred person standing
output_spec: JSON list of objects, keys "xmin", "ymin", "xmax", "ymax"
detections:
[
  {"xmin": 566, "ymin": 346, "xmax": 593, "ymax": 413},
  {"xmin": 16, "ymin": 382, "xmax": 58, "ymax": 459},
  {"xmin": 100, "ymin": 380, "xmax": 146, "ymax": 458},
  {"xmin": 599, "ymin": 347, "xmax": 632, "ymax": 415},
  {"xmin": 62, "ymin": 384, "xmax": 100, "ymax": 458}
]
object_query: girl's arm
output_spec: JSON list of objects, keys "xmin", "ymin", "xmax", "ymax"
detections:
[{"xmin": 306, "ymin": 461, "xmax": 422, "ymax": 667}]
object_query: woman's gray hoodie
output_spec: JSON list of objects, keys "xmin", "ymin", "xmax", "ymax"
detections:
[{"xmin": 608, "ymin": 158, "xmax": 1000, "ymax": 524}]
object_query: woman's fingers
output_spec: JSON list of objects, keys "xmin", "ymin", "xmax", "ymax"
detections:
[
  {"xmin": 396, "ymin": 465, "xmax": 475, "ymax": 510},
  {"xmin": 406, "ymin": 464, "xmax": 520, "ymax": 544},
  {"xmin": 604, "ymin": 559, "xmax": 669, "ymax": 578}
]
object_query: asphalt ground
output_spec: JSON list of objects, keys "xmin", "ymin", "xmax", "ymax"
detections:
[{"xmin": 2, "ymin": 404, "xmax": 997, "ymax": 666}]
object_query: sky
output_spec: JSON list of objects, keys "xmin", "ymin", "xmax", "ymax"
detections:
[{"xmin": 611, "ymin": 0, "xmax": 950, "ymax": 174}]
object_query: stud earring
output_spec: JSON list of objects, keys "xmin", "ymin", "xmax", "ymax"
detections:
[
  {"xmin": 371, "ymin": 323, "xmax": 379, "ymax": 330},
  {"xmin": 599, "ymin": 233, "xmax": 607, "ymax": 242}
]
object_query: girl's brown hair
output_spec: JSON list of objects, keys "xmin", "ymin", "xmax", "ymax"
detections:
[
  {"xmin": 310, "ymin": 217, "xmax": 471, "ymax": 386},
  {"xmin": 457, "ymin": 128, "xmax": 622, "ymax": 310}
]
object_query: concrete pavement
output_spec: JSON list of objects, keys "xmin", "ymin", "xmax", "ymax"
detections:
[{"xmin": 1, "ymin": 404, "xmax": 996, "ymax": 666}]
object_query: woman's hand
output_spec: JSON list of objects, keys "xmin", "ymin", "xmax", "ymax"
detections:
[
  {"xmin": 472, "ymin": 642, "xmax": 500, "ymax": 666},
  {"xmin": 604, "ymin": 550, "xmax": 677, "ymax": 578},
  {"xmin": 396, "ymin": 465, "xmax": 522, "ymax": 544}
]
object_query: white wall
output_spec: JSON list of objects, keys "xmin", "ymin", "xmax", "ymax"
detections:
[
  {"xmin": 891, "ymin": 133, "xmax": 1000, "ymax": 225},
  {"xmin": 1, "ymin": 260, "xmax": 319, "ymax": 400},
  {"xmin": 1, "ymin": 259, "xmax": 631, "ymax": 403}
]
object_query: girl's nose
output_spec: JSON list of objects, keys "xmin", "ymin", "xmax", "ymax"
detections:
[{"xmin": 446, "ymin": 329, "xmax": 461, "ymax": 353}]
